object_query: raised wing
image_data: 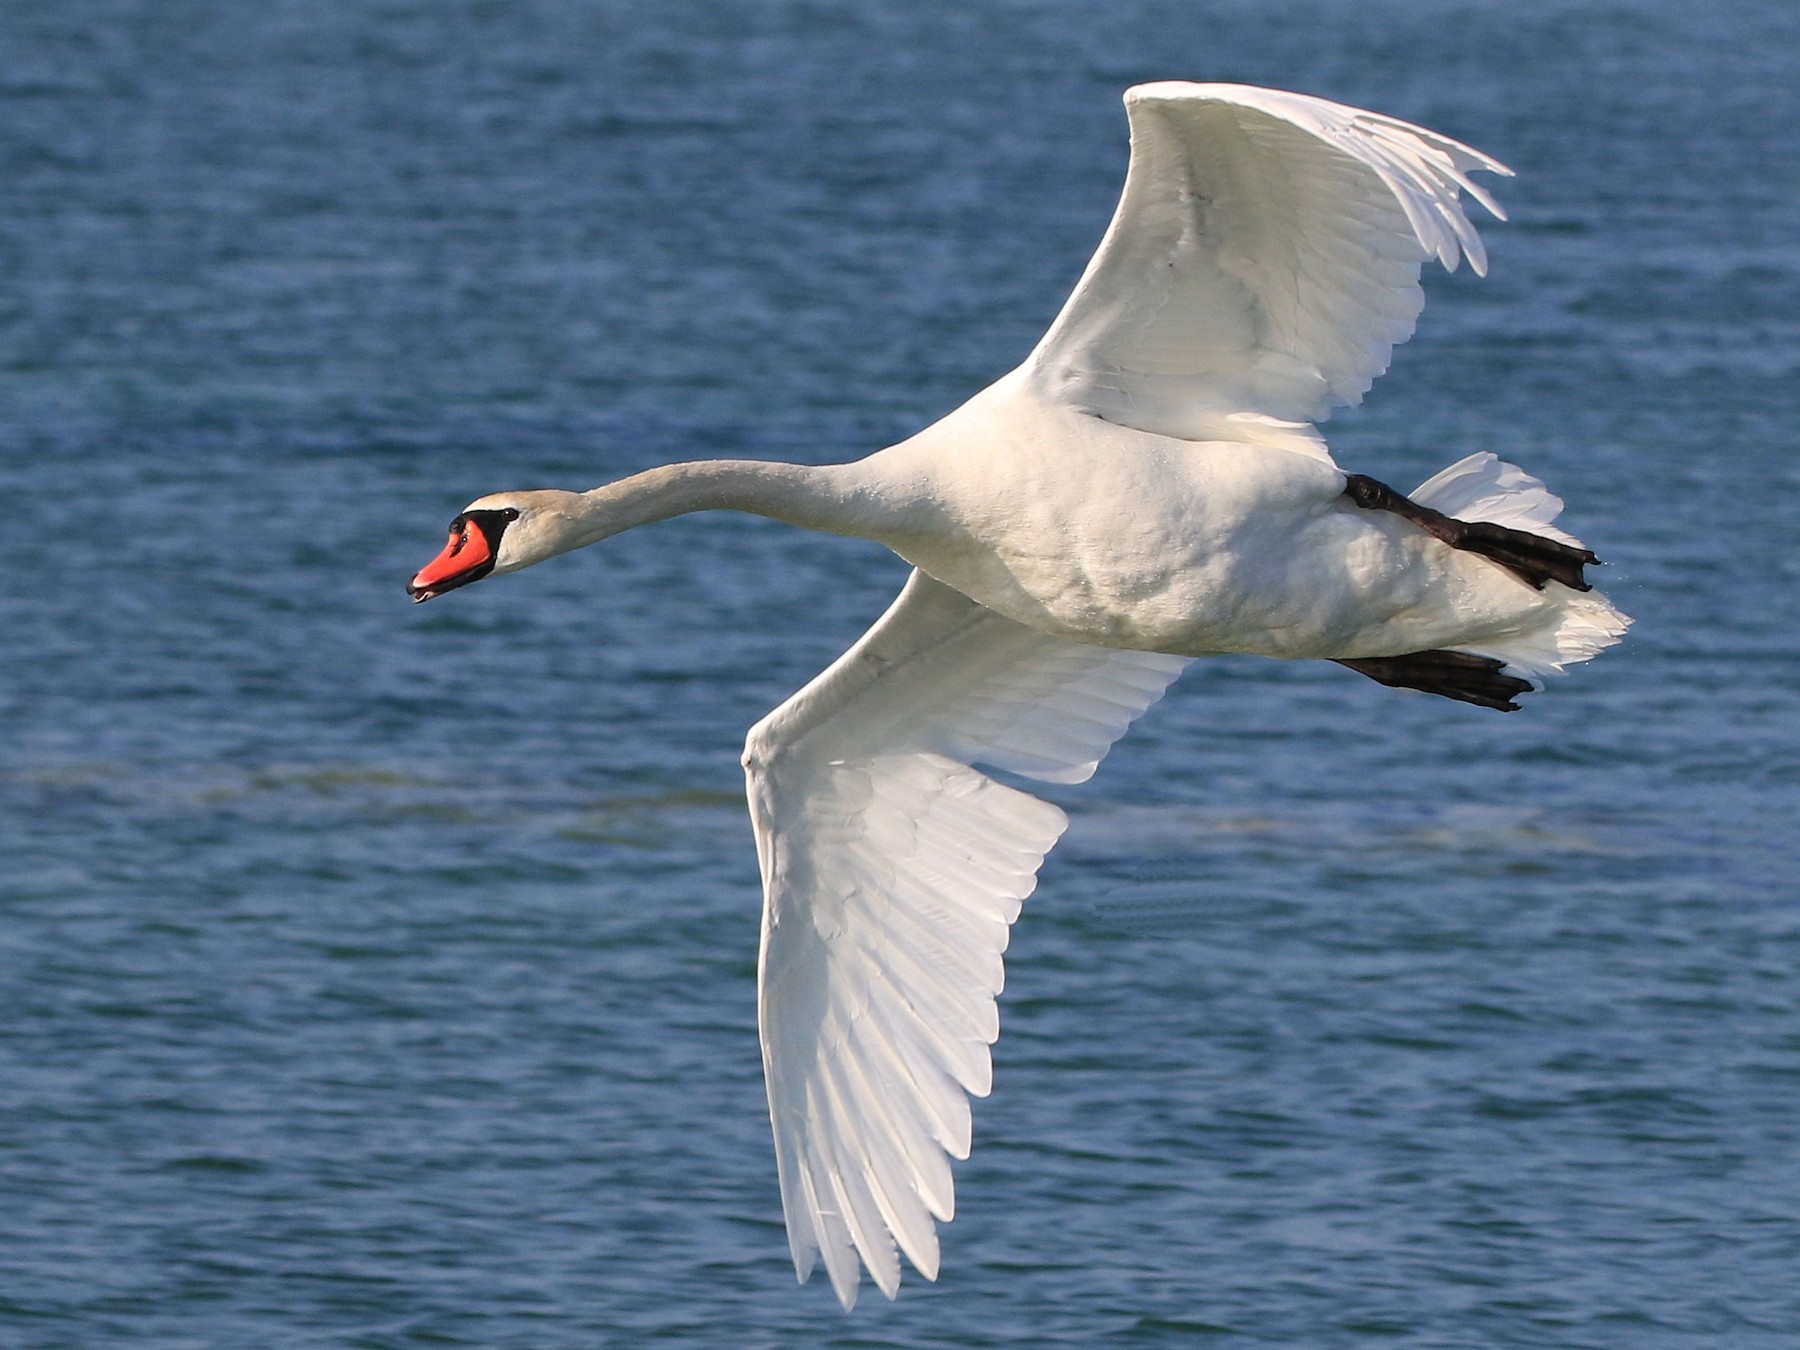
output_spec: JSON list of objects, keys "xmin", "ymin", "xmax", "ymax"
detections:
[
  {"xmin": 742, "ymin": 571, "xmax": 1189, "ymax": 1306},
  {"xmin": 1028, "ymin": 82, "xmax": 1509, "ymax": 441}
]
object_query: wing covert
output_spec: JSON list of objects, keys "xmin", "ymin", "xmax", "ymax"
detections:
[
  {"xmin": 1027, "ymin": 82, "xmax": 1510, "ymax": 440},
  {"xmin": 742, "ymin": 571, "xmax": 1188, "ymax": 1306}
]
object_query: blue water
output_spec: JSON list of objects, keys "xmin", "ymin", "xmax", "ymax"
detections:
[{"xmin": 4, "ymin": 2, "xmax": 1798, "ymax": 1345}]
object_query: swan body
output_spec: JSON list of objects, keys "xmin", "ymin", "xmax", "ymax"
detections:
[
  {"xmin": 408, "ymin": 82, "xmax": 1628, "ymax": 1306},
  {"xmin": 848, "ymin": 372, "xmax": 1579, "ymax": 662}
]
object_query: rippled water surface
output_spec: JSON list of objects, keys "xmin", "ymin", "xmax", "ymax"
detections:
[{"xmin": 4, "ymin": 2, "xmax": 1799, "ymax": 1346}]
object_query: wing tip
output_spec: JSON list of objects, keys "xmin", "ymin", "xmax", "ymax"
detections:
[{"xmin": 1121, "ymin": 80, "xmax": 1510, "ymax": 277}]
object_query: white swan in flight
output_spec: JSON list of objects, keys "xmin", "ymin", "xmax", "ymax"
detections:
[{"xmin": 407, "ymin": 82, "xmax": 1627, "ymax": 1306}]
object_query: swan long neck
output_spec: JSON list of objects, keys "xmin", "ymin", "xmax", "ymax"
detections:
[{"xmin": 564, "ymin": 459, "xmax": 891, "ymax": 551}]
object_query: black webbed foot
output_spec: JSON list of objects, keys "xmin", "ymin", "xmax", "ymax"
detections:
[
  {"xmin": 1334, "ymin": 650, "xmax": 1534, "ymax": 712},
  {"xmin": 1342, "ymin": 473, "xmax": 1599, "ymax": 592}
]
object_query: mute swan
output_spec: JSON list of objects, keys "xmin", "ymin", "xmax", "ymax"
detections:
[{"xmin": 407, "ymin": 83, "xmax": 1627, "ymax": 1306}]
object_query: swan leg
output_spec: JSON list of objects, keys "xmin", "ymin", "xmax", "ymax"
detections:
[
  {"xmin": 1341, "ymin": 474, "xmax": 1598, "ymax": 592},
  {"xmin": 1333, "ymin": 650, "xmax": 1533, "ymax": 712}
]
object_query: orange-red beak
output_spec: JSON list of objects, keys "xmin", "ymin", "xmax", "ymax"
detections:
[{"xmin": 408, "ymin": 517, "xmax": 495, "ymax": 603}]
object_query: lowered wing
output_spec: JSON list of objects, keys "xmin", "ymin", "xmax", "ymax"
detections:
[{"xmin": 742, "ymin": 570, "xmax": 1189, "ymax": 1306}]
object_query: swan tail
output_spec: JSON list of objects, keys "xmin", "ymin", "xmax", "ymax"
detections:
[
  {"xmin": 1411, "ymin": 452, "xmax": 1631, "ymax": 686},
  {"xmin": 1410, "ymin": 451, "xmax": 1583, "ymax": 547}
]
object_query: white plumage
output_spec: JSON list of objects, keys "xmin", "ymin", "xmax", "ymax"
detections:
[
  {"xmin": 407, "ymin": 82, "xmax": 1629, "ymax": 1307},
  {"xmin": 744, "ymin": 572, "xmax": 1190, "ymax": 1303},
  {"xmin": 1032, "ymin": 84, "xmax": 1510, "ymax": 439}
]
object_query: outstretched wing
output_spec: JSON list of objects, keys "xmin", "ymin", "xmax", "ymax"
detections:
[
  {"xmin": 742, "ymin": 571, "xmax": 1189, "ymax": 1307},
  {"xmin": 1028, "ymin": 82, "xmax": 1509, "ymax": 442}
]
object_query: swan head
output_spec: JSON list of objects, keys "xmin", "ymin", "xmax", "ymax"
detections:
[{"xmin": 406, "ymin": 489, "xmax": 588, "ymax": 602}]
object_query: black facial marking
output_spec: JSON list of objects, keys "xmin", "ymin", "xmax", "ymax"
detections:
[{"xmin": 407, "ymin": 506, "xmax": 521, "ymax": 599}]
